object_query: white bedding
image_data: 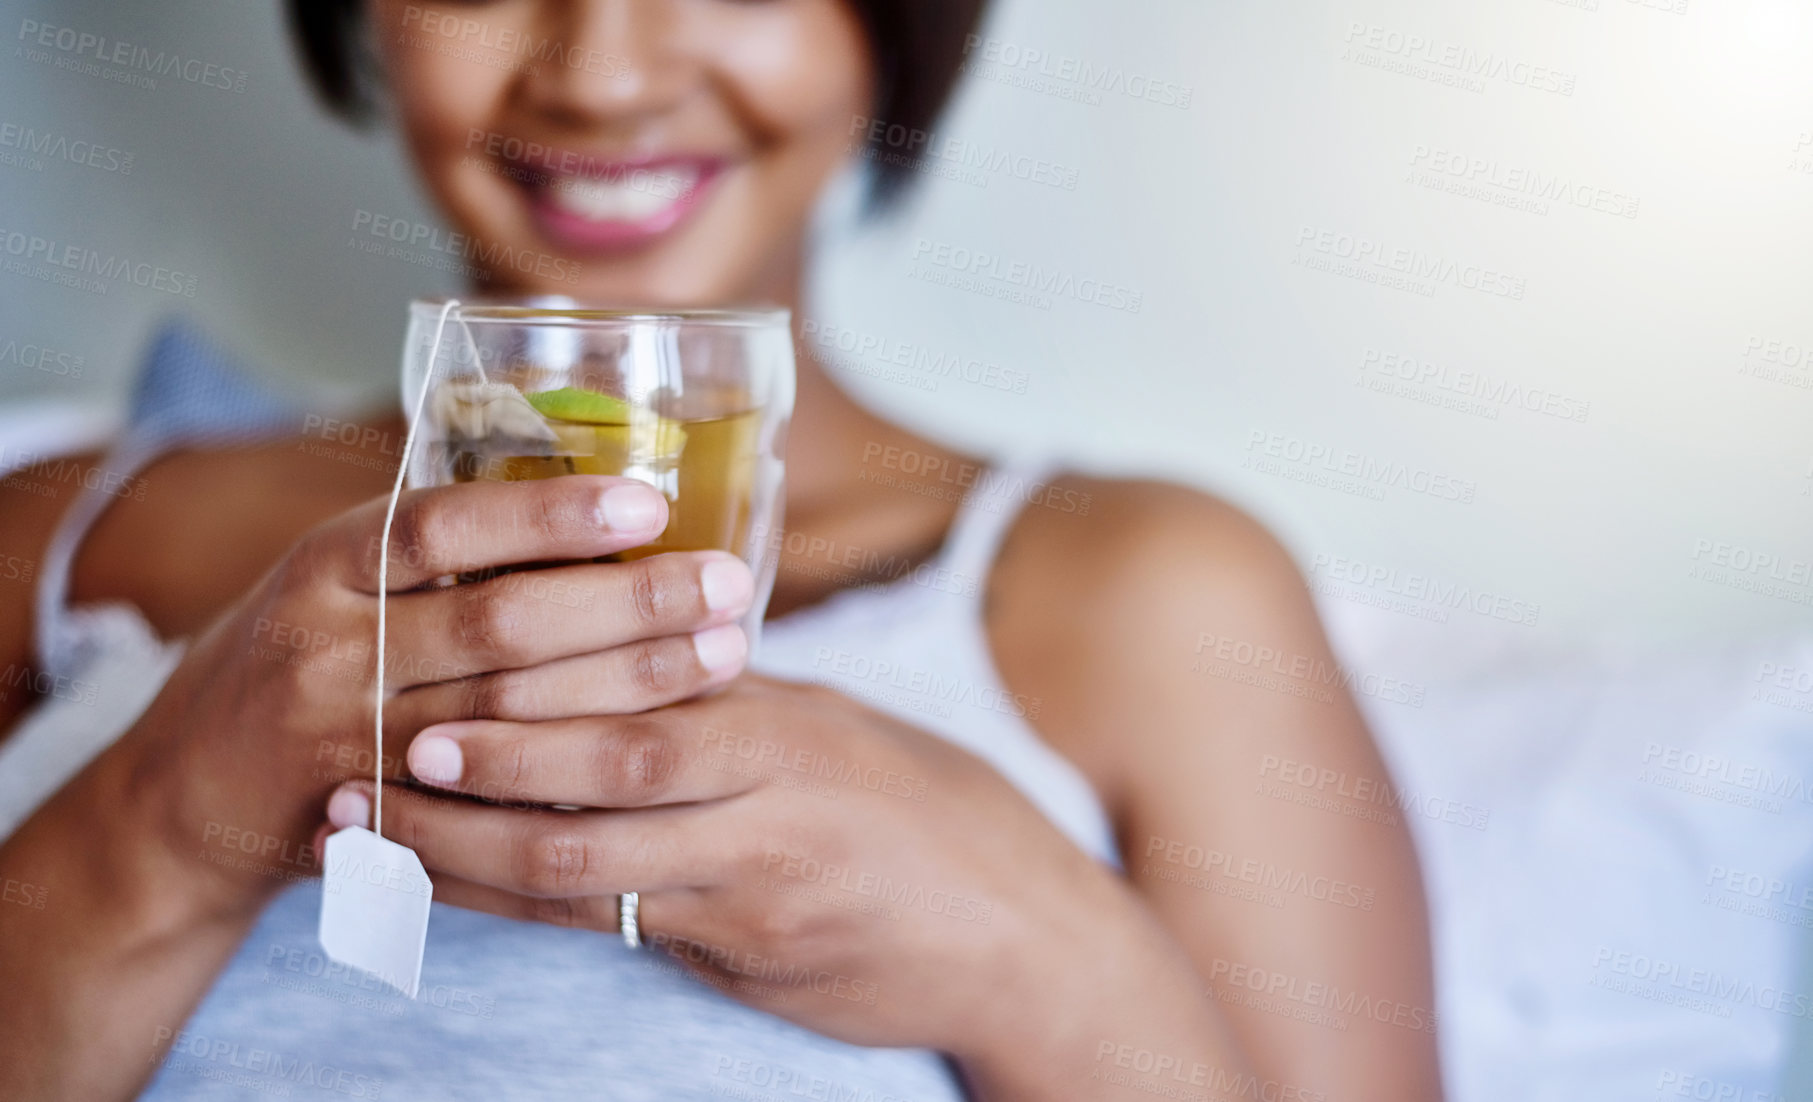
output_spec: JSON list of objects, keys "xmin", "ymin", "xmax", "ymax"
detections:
[
  {"xmin": 1319, "ymin": 597, "xmax": 1813, "ymax": 1101},
  {"xmin": 0, "ymin": 399, "xmax": 120, "ymax": 478}
]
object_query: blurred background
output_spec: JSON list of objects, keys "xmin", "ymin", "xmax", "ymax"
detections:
[
  {"xmin": 3, "ymin": 0, "xmax": 1808, "ymax": 660},
  {"xmin": 5, "ymin": 1, "xmax": 1813, "ymax": 1099}
]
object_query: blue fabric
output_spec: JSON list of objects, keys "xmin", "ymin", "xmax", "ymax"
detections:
[
  {"xmin": 122, "ymin": 316, "xmax": 301, "ymax": 451},
  {"xmin": 140, "ymin": 884, "xmax": 965, "ymax": 1101}
]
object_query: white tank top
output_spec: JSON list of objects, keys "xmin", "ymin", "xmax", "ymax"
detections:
[{"xmin": 750, "ymin": 452, "xmax": 1118, "ymax": 865}]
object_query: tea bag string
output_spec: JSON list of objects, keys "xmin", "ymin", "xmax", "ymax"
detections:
[
  {"xmin": 373, "ymin": 298, "xmax": 465, "ymax": 838},
  {"xmin": 456, "ymin": 313, "xmax": 490, "ymax": 384}
]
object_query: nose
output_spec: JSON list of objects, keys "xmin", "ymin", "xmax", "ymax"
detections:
[{"xmin": 516, "ymin": 0, "xmax": 696, "ymax": 129}]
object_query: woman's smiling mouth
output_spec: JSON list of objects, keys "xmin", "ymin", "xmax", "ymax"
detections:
[{"xmin": 515, "ymin": 154, "xmax": 725, "ymax": 253}]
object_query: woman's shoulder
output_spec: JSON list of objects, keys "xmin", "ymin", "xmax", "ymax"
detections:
[
  {"xmin": 985, "ymin": 470, "xmax": 1317, "ymax": 802},
  {"xmin": 995, "ymin": 470, "xmax": 1306, "ymax": 624}
]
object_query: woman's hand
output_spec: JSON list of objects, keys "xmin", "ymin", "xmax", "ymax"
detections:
[
  {"xmin": 127, "ymin": 472, "xmax": 756, "ymax": 919},
  {"xmin": 0, "ymin": 472, "xmax": 761, "ymax": 1101},
  {"xmin": 322, "ymin": 675, "xmax": 1248, "ymax": 1096}
]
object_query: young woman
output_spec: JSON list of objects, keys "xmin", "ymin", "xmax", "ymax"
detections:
[{"xmin": 0, "ymin": 1, "xmax": 1443, "ymax": 1099}]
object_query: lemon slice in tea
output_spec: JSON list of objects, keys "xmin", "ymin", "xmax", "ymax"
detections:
[
  {"xmin": 525, "ymin": 387, "xmax": 688, "ymax": 461},
  {"xmin": 524, "ymin": 387, "xmax": 633, "ymax": 424}
]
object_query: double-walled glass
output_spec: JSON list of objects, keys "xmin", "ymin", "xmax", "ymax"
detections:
[{"xmin": 400, "ymin": 297, "xmax": 794, "ymax": 650}]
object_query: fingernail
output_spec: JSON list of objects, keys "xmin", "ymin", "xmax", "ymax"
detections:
[
  {"xmin": 692, "ymin": 623, "xmax": 747, "ymax": 675},
  {"xmin": 600, "ymin": 484, "xmax": 662, "ymax": 531},
  {"xmin": 409, "ymin": 733, "xmax": 464, "ymax": 786},
  {"xmin": 700, "ymin": 557, "xmax": 753, "ymax": 613},
  {"xmin": 327, "ymin": 786, "xmax": 371, "ymax": 830}
]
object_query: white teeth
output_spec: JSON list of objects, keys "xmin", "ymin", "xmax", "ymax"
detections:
[{"xmin": 548, "ymin": 165, "xmax": 701, "ymax": 223}]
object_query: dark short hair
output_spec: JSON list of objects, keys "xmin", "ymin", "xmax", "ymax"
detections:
[{"xmin": 286, "ymin": 0, "xmax": 987, "ymax": 211}]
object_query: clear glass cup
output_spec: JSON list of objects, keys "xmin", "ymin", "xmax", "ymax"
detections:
[{"xmin": 400, "ymin": 296, "xmax": 794, "ymax": 651}]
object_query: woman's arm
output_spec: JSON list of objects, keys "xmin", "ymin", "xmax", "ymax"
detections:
[
  {"xmin": 0, "ymin": 414, "xmax": 402, "ymax": 738},
  {"xmin": 0, "ymin": 436, "xmax": 391, "ymax": 1098},
  {"xmin": 0, "ymin": 449, "xmax": 254, "ymax": 1097},
  {"xmin": 0, "ymin": 704, "xmax": 279, "ymax": 1100},
  {"xmin": 945, "ymin": 869, "xmax": 1258, "ymax": 1100},
  {"xmin": 990, "ymin": 477, "xmax": 1444, "ymax": 1102}
]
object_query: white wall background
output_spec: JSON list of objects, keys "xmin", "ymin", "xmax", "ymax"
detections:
[{"xmin": 2, "ymin": 0, "xmax": 1809, "ymax": 657}]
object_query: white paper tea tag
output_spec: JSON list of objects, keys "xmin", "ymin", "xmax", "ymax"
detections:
[{"xmin": 318, "ymin": 826, "xmax": 434, "ymax": 998}]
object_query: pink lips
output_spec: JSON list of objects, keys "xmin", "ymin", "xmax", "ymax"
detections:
[{"xmin": 516, "ymin": 154, "xmax": 724, "ymax": 254}]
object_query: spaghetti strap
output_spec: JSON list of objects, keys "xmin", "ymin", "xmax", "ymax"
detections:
[{"xmin": 930, "ymin": 453, "xmax": 1066, "ymax": 586}]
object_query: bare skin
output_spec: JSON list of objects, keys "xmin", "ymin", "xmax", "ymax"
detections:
[{"xmin": 0, "ymin": 1, "xmax": 1442, "ymax": 1099}]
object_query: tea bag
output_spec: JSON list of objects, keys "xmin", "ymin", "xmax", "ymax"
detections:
[
  {"xmin": 318, "ymin": 301, "xmax": 481, "ymax": 998},
  {"xmin": 433, "ymin": 379, "xmax": 561, "ymax": 456}
]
